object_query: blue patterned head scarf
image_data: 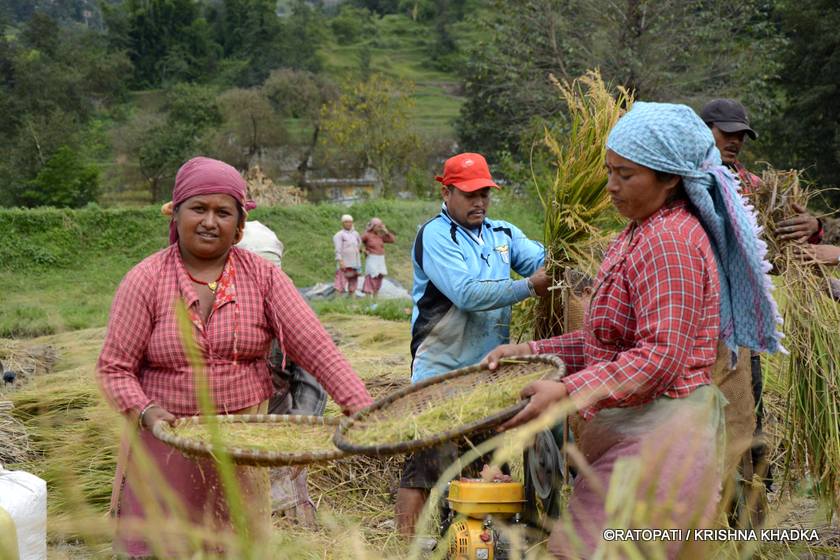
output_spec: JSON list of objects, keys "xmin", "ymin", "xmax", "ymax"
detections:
[{"xmin": 606, "ymin": 102, "xmax": 783, "ymax": 355}]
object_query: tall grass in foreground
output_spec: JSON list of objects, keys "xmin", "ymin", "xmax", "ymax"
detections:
[
  {"xmin": 6, "ymin": 323, "xmax": 840, "ymax": 557},
  {"xmin": 751, "ymin": 170, "xmax": 840, "ymax": 518},
  {"xmin": 528, "ymin": 70, "xmax": 631, "ymax": 339}
]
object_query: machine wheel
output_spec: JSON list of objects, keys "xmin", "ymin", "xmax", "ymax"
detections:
[{"xmin": 523, "ymin": 426, "xmax": 567, "ymax": 524}]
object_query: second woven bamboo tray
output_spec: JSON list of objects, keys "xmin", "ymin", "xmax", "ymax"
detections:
[
  {"xmin": 334, "ymin": 355, "xmax": 565, "ymax": 456},
  {"xmin": 153, "ymin": 413, "xmax": 348, "ymax": 467}
]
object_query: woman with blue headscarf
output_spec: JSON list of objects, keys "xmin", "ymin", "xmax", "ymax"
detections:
[{"xmin": 483, "ymin": 102, "xmax": 783, "ymax": 558}]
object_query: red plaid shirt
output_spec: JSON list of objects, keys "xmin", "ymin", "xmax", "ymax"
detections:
[
  {"xmin": 532, "ymin": 200, "xmax": 720, "ymax": 419},
  {"xmin": 98, "ymin": 245, "xmax": 373, "ymax": 416}
]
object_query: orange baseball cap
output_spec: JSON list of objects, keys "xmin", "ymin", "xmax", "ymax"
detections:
[{"xmin": 435, "ymin": 153, "xmax": 500, "ymax": 192}]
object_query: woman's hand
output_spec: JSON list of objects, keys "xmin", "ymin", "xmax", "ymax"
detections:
[
  {"xmin": 498, "ymin": 380, "xmax": 568, "ymax": 431},
  {"xmin": 139, "ymin": 405, "xmax": 176, "ymax": 430},
  {"xmin": 481, "ymin": 342, "xmax": 533, "ymax": 370},
  {"xmin": 791, "ymin": 243, "xmax": 840, "ymax": 266}
]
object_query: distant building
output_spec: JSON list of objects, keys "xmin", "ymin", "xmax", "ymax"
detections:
[{"xmin": 303, "ymin": 176, "xmax": 378, "ymax": 205}]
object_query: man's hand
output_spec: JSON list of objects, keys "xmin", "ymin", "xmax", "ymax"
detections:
[
  {"xmin": 498, "ymin": 380, "xmax": 568, "ymax": 431},
  {"xmin": 791, "ymin": 243, "xmax": 840, "ymax": 266},
  {"xmin": 528, "ymin": 268, "xmax": 551, "ymax": 297},
  {"xmin": 140, "ymin": 405, "xmax": 176, "ymax": 430},
  {"xmin": 339, "ymin": 259, "xmax": 345, "ymax": 268},
  {"xmin": 777, "ymin": 203, "xmax": 820, "ymax": 242},
  {"xmin": 481, "ymin": 342, "xmax": 533, "ymax": 370}
]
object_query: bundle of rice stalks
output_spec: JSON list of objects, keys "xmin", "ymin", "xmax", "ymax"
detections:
[
  {"xmin": 750, "ymin": 170, "xmax": 805, "ymax": 273},
  {"xmin": 245, "ymin": 165, "xmax": 307, "ymax": 206},
  {"xmin": 751, "ymin": 169, "xmax": 840, "ymax": 515},
  {"xmin": 0, "ymin": 400, "xmax": 31, "ymax": 464},
  {"xmin": 9, "ymin": 368, "xmax": 120, "ymax": 520},
  {"xmin": 529, "ymin": 70, "xmax": 632, "ymax": 339}
]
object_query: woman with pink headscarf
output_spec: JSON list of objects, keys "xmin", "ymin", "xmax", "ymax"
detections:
[
  {"xmin": 97, "ymin": 157, "xmax": 373, "ymax": 558},
  {"xmin": 361, "ymin": 217, "xmax": 396, "ymax": 296}
]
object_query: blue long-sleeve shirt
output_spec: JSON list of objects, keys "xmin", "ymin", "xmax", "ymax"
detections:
[{"xmin": 410, "ymin": 205, "xmax": 545, "ymax": 382}]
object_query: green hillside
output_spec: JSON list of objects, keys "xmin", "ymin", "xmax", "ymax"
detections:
[{"xmin": 319, "ymin": 14, "xmax": 464, "ymax": 138}]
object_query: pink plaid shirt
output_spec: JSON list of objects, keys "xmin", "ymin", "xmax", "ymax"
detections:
[
  {"xmin": 532, "ymin": 200, "xmax": 720, "ymax": 420},
  {"xmin": 98, "ymin": 245, "xmax": 373, "ymax": 416}
]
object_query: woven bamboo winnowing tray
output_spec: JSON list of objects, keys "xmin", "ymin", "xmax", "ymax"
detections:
[
  {"xmin": 334, "ymin": 355, "xmax": 565, "ymax": 457},
  {"xmin": 153, "ymin": 414, "xmax": 347, "ymax": 467}
]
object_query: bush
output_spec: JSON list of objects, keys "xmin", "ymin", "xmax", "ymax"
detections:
[{"xmin": 15, "ymin": 146, "xmax": 100, "ymax": 208}]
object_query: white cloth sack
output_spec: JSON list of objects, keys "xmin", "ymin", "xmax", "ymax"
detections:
[{"xmin": 0, "ymin": 466, "xmax": 46, "ymax": 560}]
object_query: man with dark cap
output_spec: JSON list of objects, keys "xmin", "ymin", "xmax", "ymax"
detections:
[
  {"xmin": 394, "ymin": 152, "xmax": 550, "ymax": 538},
  {"xmin": 700, "ymin": 99, "xmax": 824, "ymax": 522},
  {"xmin": 701, "ymin": 99, "xmax": 824, "ymax": 243}
]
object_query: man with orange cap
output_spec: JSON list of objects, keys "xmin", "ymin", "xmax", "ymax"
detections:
[{"xmin": 395, "ymin": 152, "xmax": 549, "ymax": 537}]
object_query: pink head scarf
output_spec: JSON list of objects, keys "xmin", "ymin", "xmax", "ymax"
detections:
[
  {"xmin": 365, "ymin": 217, "xmax": 383, "ymax": 232},
  {"xmin": 168, "ymin": 157, "xmax": 256, "ymax": 244}
]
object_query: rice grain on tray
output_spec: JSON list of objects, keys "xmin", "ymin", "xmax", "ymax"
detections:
[
  {"xmin": 348, "ymin": 368, "xmax": 551, "ymax": 446},
  {"xmin": 166, "ymin": 421, "xmax": 337, "ymax": 454}
]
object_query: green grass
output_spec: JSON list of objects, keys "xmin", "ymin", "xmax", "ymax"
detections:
[
  {"xmin": 309, "ymin": 297, "xmax": 413, "ymax": 322},
  {"xmin": 319, "ymin": 14, "xmax": 464, "ymax": 138},
  {"xmin": 2, "ymin": 199, "xmax": 542, "ymax": 336}
]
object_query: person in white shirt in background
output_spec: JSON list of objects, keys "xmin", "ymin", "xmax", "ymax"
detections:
[{"xmin": 236, "ymin": 220, "xmax": 325, "ymax": 527}]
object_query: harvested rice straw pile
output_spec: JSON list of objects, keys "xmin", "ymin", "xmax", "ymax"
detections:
[
  {"xmin": 166, "ymin": 420, "xmax": 336, "ymax": 454},
  {"xmin": 0, "ymin": 338, "xmax": 58, "ymax": 391},
  {"xmin": 530, "ymin": 70, "xmax": 631, "ymax": 339},
  {"xmin": 0, "ymin": 400, "xmax": 31, "ymax": 465},
  {"xmin": 752, "ymin": 169, "xmax": 840, "ymax": 515},
  {"xmin": 9, "ymin": 368, "xmax": 120, "ymax": 519},
  {"xmin": 348, "ymin": 368, "xmax": 550, "ymax": 446},
  {"xmin": 308, "ymin": 454, "xmax": 405, "ymax": 548}
]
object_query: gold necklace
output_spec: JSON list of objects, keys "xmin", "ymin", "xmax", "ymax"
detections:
[{"xmin": 187, "ymin": 270, "xmax": 222, "ymax": 293}]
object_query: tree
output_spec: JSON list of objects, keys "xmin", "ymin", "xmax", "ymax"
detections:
[
  {"xmin": 0, "ymin": 11, "xmax": 130, "ymax": 206},
  {"xmin": 276, "ymin": 0, "xmax": 325, "ymax": 74},
  {"xmin": 353, "ymin": 0, "xmax": 401, "ymax": 14},
  {"xmin": 20, "ymin": 11, "xmax": 60, "ymax": 56},
  {"xmin": 329, "ymin": 5, "xmax": 376, "ymax": 44},
  {"xmin": 208, "ymin": 0, "xmax": 324, "ymax": 86},
  {"xmin": 457, "ymin": 0, "xmax": 783, "ymax": 158},
  {"xmin": 768, "ymin": 0, "xmax": 840, "ymax": 203},
  {"xmin": 319, "ymin": 74, "xmax": 421, "ymax": 196},
  {"xmin": 210, "ymin": 87, "xmax": 287, "ymax": 170},
  {"xmin": 262, "ymin": 69, "xmax": 339, "ymax": 178},
  {"xmin": 118, "ymin": 0, "xmax": 220, "ymax": 86},
  {"xmin": 209, "ymin": 0, "xmax": 284, "ymax": 85},
  {"xmin": 16, "ymin": 145, "xmax": 99, "ymax": 208},
  {"xmin": 136, "ymin": 84, "xmax": 222, "ymax": 201}
]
